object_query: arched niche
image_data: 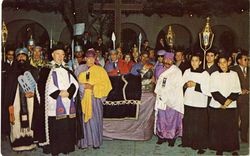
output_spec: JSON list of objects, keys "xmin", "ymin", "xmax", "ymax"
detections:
[
  {"xmin": 212, "ymin": 25, "xmax": 236, "ymax": 53},
  {"xmin": 156, "ymin": 24, "xmax": 192, "ymax": 50},
  {"xmin": 6, "ymin": 19, "xmax": 49, "ymax": 48},
  {"xmin": 121, "ymin": 23, "xmax": 147, "ymax": 53}
]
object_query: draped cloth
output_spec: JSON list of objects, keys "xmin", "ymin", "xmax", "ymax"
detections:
[
  {"xmin": 103, "ymin": 92, "xmax": 155, "ymax": 140},
  {"xmin": 78, "ymin": 65, "xmax": 112, "ymax": 122},
  {"xmin": 103, "ymin": 74, "xmax": 142, "ymax": 119}
]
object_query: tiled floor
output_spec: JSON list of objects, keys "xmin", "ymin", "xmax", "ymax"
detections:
[{"xmin": 1, "ymin": 136, "xmax": 249, "ymax": 156}]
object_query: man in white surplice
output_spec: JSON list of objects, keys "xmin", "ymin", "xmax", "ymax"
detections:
[{"xmin": 154, "ymin": 52, "xmax": 184, "ymax": 146}]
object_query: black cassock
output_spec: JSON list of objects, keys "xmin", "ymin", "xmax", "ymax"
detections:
[
  {"xmin": 32, "ymin": 66, "xmax": 83, "ymax": 155},
  {"xmin": 4, "ymin": 62, "xmax": 39, "ymax": 151}
]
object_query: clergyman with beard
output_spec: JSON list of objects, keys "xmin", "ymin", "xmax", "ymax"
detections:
[
  {"xmin": 154, "ymin": 52, "xmax": 184, "ymax": 146},
  {"xmin": 6, "ymin": 47, "xmax": 39, "ymax": 151}
]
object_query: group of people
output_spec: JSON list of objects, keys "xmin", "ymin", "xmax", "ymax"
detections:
[
  {"xmin": 1, "ymin": 35, "xmax": 249, "ymax": 156},
  {"xmin": 155, "ymin": 49, "xmax": 249, "ymax": 155},
  {"xmin": 154, "ymin": 51, "xmax": 248, "ymax": 156}
]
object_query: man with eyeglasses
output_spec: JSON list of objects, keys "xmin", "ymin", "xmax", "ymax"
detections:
[
  {"xmin": 154, "ymin": 52, "xmax": 183, "ymax": 147},
  {"xmin": 154, "ymin": 50, "xmax": 166, "ymax": 80},
  {"xmin": 231, "ymin": 51, "xmax": 249, "ymax": 143}
]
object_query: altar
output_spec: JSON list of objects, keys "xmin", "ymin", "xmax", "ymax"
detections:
[{"xmin": 103, "ymin": 92, "xmax": 156, "ymax": 141}]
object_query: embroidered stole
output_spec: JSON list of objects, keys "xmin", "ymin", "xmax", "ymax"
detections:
[
  {"xmin": 19, "ymin": 86, "xmax": 30, "ymax": 132},
  {"xmin": 51, "ymin": 71, "xmax": 76, "ymax": 119}
]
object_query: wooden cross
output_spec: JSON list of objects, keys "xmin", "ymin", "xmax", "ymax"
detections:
[{"xmin": 93, "ymin": 0, "xmax": 143, "ymax": 44}]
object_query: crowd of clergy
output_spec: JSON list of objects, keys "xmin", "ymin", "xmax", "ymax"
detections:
[{"xmin": 1, "ymin": 32, "xmax": 249, "ymax": 156}]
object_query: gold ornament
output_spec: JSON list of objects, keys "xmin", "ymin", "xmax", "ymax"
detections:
[
  {"xmin": 199, "ymin": 17, "xmax": 215, "ymax": 69},
  {"xmin": 2, "ymin": 21, "xmax": 8, "ymax": 45},
  {"xmin": 165, "ymin": 25, "xmax": 175, "ymax": 49}
]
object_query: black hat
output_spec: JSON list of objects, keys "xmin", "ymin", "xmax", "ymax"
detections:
[{"xmin": 52, "ymin": 42, "xmax": 65, "ymax": 52}]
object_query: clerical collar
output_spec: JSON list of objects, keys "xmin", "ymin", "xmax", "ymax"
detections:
[
  {"xmin": 51, "ymin": 60, "xmax": 67, "ymax": 69},
  {"xmin": 54, "ymin": 64, "xmax": 64, "ymax": 68}
]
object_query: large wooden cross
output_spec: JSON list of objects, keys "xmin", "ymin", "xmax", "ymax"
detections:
[{"xmin": 93, "ymin": 0, "xmax": 143, "ymax": 45}]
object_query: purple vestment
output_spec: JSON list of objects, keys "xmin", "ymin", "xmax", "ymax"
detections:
[{"xmin": 156, "ymin": 107, "xmax": 183, "ymax": 139}]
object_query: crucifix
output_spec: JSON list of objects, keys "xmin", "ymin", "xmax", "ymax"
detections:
[{"xmin": 93, "ymin": 0, "xmax": 143, "ymax": 44}]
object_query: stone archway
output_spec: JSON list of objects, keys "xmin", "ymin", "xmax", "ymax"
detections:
[
  {"xmin": 7, "ymin": 19, "xmax": 49, "ymax": 47},
  {"xmin": 156, "ymin": 24, "xmax": 192, "ymax": 50},
  {"xmin": 212, "ymin": 25, "xmax": 236, "ymax": 53},
  {"xmin": 121, "ymin": 23, "xmax": 147, "ymax": 53}
]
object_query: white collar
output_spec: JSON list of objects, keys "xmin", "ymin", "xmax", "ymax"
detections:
[{"xmin": 51, "ymin": 60, "xmax": 66, "ymax": 66}]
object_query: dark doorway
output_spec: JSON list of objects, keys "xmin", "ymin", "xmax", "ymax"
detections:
[
  {"xmin": 219, "ymin": 30, "xmax": 235, "ymax": 53},
  {"xmin": 7, "ymin": 20, "xmax": 49, "ymax": 48},
  {"xmin": 156, "ymin": 24, "xmax": 192, "ymax": 50},
  {"xmin": 212, "ymin": 25, "xmax": 235, "ymax": 53},
  {"xmin": 121, "ymin": 28, "xmax": 137, "ymax": 53},
  {"xmin": 17, "ymin": 22, "xmax": 49, "ymax": 47}
]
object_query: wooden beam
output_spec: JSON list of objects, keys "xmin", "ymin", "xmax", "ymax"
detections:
[{"xmin": 114, "ymin": 0, "xmax": 121, "ymax": 46}]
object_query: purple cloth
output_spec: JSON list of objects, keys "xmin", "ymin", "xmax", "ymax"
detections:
[
  {"xmin": 52, "ymin": 71, "xmax": 66, "ymax": 116},
  {"xmin": 156, "ymin": 107, "xmax": 183, "ymax": 139},
  {"xmin": 52, "ymin": 70, "xmax": 75, "ymax": 116},
  {"xmin": 154, "ymin": 63, "xmax": 165, "ymax": 80},
  {"xmin": 85, "ymin": 48, "xmax": 96, "ymax": 57},
  {"xmin": 164, "ymin": 52, "xmax": 174, "ymax": 60},
  {"xmin": 76, "ymin": 64, "xmax": 104, "ymax": 148},
  {"xmin": 78, "ymin": 96, "xmax": 103, "ymax": 148},
  {"xmin": 74, "ymin": 64, "xmax": 88, "ymax": 78},
  {"xmin": 104, "ymin": 61, "xmax": 116, "ymax": 72},
  {"xmin": 157, "ymin": 50, "xmax": 167, "ymax": 56},
  {"xmin": 103, "ymin": 92, "xmax": 155, "ymax": 140}
]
